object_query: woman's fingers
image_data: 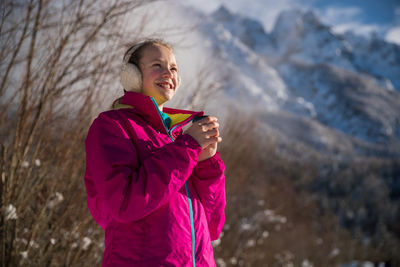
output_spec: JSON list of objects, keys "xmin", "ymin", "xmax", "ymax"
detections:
[
  {"xmin": 203, "ymin": 136, "xmax": 222, "ymax": 147},
  {"xmin": 203, "ymin": 128, "xmax": 219, "ymax": 138},
  {"xmin": 200, "ymin": 121, "xmax": 219, "ymax": 132},
  {"xmin": 183, "ymin": 116, "xmax": 222, "ymax": 148},
  {"xmin": 197, "ymin": 117, "xmax": 219, "ymax": 132},
  {"xmin": 198, "ymin": 117, "xmax": 221, "ymax": 142}
]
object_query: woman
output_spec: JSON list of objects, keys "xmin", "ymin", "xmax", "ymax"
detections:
[{"xmin": 84, "ymin": 39, "xmax": 226, "ymax": 267}]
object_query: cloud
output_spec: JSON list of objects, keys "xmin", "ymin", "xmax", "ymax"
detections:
[
  {"xmin": 385, "ymin": 27, "xmax": 400, "ymax": 45},
  {"xmin": 318, "ymin": 6, "xmax": 383, "ymax": 37},
  {"xmin": 177, "ymin": 0, "xmax": 222, "ymax": 14},
  {"xmin": 332, "ymin": 22, "xmax": 381, "ymax": 36},
  {"xmin": 321, "ymin": 6, "xmax": 363, "ymax": 23}
]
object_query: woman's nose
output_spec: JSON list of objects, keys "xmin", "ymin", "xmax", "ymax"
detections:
[{"xmin": 162, "ymin": 68, "xmax": 173, "ymax": 77}]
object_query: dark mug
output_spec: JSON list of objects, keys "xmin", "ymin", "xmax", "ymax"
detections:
[{"xmin": 192, "ymin": 115, "xmax": 208, "ymax": 123}]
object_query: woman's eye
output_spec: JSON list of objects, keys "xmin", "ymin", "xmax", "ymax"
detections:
[
  {"xmin": 171, "ymin": 67, "xmax": 178, "ymax": 72},
  {"xmin": 152, "ymin": 63, "xmax": 161, "ymax": 68}
]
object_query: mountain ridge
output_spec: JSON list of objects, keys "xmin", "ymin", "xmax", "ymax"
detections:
[{"xmin": 205, "ymin": 5, "xmax": 400, "ymax": 157}]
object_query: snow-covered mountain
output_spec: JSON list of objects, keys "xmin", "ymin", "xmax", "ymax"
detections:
[
  {"xmin": 195, "ymin": 5, "xmax": 400, "ymax": 158},
  {"xmin": 159, "ymin": 3, "xmax": 400, "ymax": 260}
]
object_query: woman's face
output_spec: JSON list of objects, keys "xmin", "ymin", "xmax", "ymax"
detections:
[{"xmin": 139, "ymin": 44, "xmax": 179, "ymax": 106}]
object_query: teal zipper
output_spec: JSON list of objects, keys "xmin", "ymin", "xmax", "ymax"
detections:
[
  {"xmin": 185, "ymin": 181, "xmax": 196, "ymax": 267},
  {"xmin": 151, "ymin": 98, "xmax": 197, "ymax": 267}
]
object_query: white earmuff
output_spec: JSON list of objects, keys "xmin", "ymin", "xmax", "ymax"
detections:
[{"xmin": 120, "ymin": 44, "xmax": 143, "ymax": 92}]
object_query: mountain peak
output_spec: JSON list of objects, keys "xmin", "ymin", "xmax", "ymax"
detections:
[
  {"xmin": 212, "ymin": 5, "xmax": 233, "ymax": 22},
  {"xmin": 202, "ymin": 5, "xmax": 400, "ymax": 151},
  {"xmin": 303, "ymin": 10, "xmax": 320, "ymax": 25},
  {"xmin": 272, "ymin": 8, "xmax": 326, "ymax": 36},
  {"xmin": 211, "ymin": 5, "xmax": 268, "ymax": 49}
]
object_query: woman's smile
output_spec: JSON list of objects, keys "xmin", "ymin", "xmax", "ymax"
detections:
[{"xmin": 155, "ymin": 80, "xmax": 174, "ymax": 90}]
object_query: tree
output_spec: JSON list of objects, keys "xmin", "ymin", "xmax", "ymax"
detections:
[{"xmin": 0, "ymin": 0, "xmax": 156, "ymax": 265}]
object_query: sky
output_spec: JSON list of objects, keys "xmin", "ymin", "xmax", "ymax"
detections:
[{"xmin": 178, "ymin": 0, "xmax": 400, "ymax": 45}]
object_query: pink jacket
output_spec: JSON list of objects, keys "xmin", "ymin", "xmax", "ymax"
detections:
[{"xmin": 84, "ymin": 92, "xmax": 226, "ymax": 266}]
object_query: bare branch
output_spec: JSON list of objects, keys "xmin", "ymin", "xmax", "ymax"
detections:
[
  {"xmin": 0, "ymin": 1, "xmax": 200, "ymax": 265},
  {"xmin": 0, "ymin": 0, "xmax": 34, "ymax": 97}
]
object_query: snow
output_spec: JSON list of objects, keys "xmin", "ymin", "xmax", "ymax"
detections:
[
  {"xmin": 55, "ymin": 192, "xmax": 64, "ymax": 202},
  {"xmin": 82, "ymin": 237, "xmax": 92, "ymax": 250},
  {"xmin": 385, "ymin": 26, "xmax": 400, "ymax": 45},
  {"xmin": 246, "ymin": 239, "xmax": 256, "ymax": 247},
  {"xmin": 34, "ymin": 159, "xmax": 41, "ymax": 167},
  {"xmin": 29, "ymin": 240, "xmax": 39, "ymax": 249},
  {"xmin": 5, "ymin": 204, "xmax": 18, "ymax": 220},
  {"xmin": 215, "ymin": 258, "xmax": 227, "ymax": 267},
  {"xmin": 47, "ymin": 192, "xmax": 64, "ymax": 209},
  {"xmin": 262, "ymin": 231, "xmax": 269, "ymax": 238},
  {"xmin": 329, "ymin": 248, "xmax": 340, "ymax": 258},
  {"xmin": 138, "ymin": 2, "xmax": 400, "ymax": 157},
  {"xmin": 20, "ymin": 251, "xmax": 28, "ymax": 259},
  {"xmin": 302, "ymin": 259, "xmax": 314, "ymax": 267},
  {"xmin": 240, "ymin": 222, "xmax": 252, "ymax": 231}
]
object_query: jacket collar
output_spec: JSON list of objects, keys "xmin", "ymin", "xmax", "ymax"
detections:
[{"xmin": 119, "ymin": 91, "xmax": 203, "ymax": 134}]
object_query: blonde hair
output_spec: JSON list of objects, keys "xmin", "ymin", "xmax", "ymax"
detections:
[{"xmin": 124, "ymin": 39, "xmax": 173, "ymax": 69}]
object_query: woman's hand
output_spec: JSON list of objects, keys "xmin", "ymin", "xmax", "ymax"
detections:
[
  {"xmin": 198, "ymin": 141, "xmax": 218, "ymax": 162},
  {"xmin": 183, "ymin": 116, "xmax": 222, "ymax": 161}
]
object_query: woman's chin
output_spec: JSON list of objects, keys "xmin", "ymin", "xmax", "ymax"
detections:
[{"xmin": 157, "ymin": 93, "xmax": 176, "ymax": 104}]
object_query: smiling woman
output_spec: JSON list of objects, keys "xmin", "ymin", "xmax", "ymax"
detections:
[{"xmin": 84, "ymin": 39, "xmax": 226, "ymax": 267}]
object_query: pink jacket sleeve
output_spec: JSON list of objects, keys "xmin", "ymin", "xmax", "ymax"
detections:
[
  {"xmin": 84, "ymin": 114, "xmax": 202, "ymax": 226},
  {"xmin": 191, "ymin": 153, "xmax": 226, "ymax": 240}
]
